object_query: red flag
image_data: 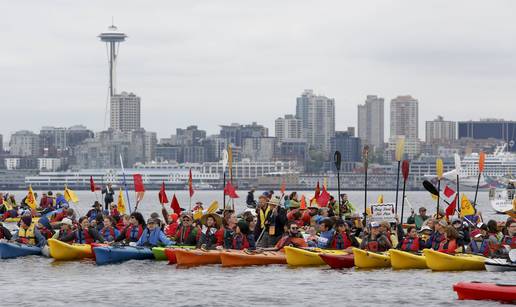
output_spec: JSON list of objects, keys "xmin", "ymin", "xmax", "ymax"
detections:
[
  {"xmin": 300, "ymin": 195, "xmax": 307, "ymax": 209},
  {"xmin": 89, "ymin": 176, "xmax": 96, "ymax": 192},
  {"xmin": 317, "ymin": 186, "xmax": 330, "ymax": 207},
  {"xmin": 445, "ymin": 195, "xmax": 457, "ymax": 218},
  {"xmin": 170, "ymin": 193, "xmax": 182, "ymax": 215},
  {"xmin": 443, "ymin": 185, "xmax": 455, "ymax": 198},
  {"xmin": 188, "ymin": 169, "xmax": 194, "ymax": 198},
  {"xmin": 133, "ymin": 174, "xmax": 145, "ymax": 192},
  {"xmin": 224, "ymin": 181, "xmax": 239, "ymax": 199},
  {"xmin": 280, "ymin": 179, "xmax": 286, "ymax": 195},
  {"xmin": 158, "ymin": 181, "xmax": 168, "ymax": 204},
  {"xmin": 314, "ymin": 181, "xmax": 321, "ymax": 199}
]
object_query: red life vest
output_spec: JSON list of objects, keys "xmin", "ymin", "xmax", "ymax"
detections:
[
  {"xmin": 331, "ymin": 231, "xmax": 352, "ymax": 249},
  {"xmin": 101, "ymin": 227, "xmax": 116, "ymax": 241},
  {"xmin": 165, "ymin": 222, "xmax": 178, "ymax": 237},
  {"xmin": 59, "ymin": 229, "xmax": 75, "ymax": 244},
  {"xmin": 0, "ymin": 227, "xmax": 4, "ymax": 239},
  {"xmin": 401, "ymin": 237, "xmax": 420, "ymax": 252},
  {"xmin": 76, "ymin": 228, "xmax": 94, "ymax": 244},
  {"xmin": 438, "ymin": 239, "xmax": 457, "ymax": 254},
  {"xmin": 232, "ymin": 234, "xmax": 249, "ymax": 250},
  {"xmin": 175, "ymin": 225, "xmax": 194, "ymax": 244},
  {"xmin": 503, "ymin": 235, "xmax": 516, "ymax": 248},
  {"xmin": 125, "ymin": 225, "xmax": 143, "ymax": 242},
  {"xmin": 366, "ymin": 238, "xmax": 379, "ymax": 252}
]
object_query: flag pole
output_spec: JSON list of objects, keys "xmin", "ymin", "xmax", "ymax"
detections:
[
  {"xmin": 333, "ymin": 151, "xmax": 342, "ymax": 218},
  {"xmin": 362, "ymin": 146, "xmax": 369, "ymax": 226},
  {"xmin": 119, "ymin": 154, "xmax": 132, "ymax": 214}
]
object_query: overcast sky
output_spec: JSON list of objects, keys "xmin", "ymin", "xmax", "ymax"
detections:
[{"xmin": 1, "ymin": 1, "xmax": 516, "ymax": 142}]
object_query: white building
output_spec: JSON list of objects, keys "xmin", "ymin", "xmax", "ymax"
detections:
[
  {"xmin": 425, "ymin": 116, "xmax": 456, "ymax": 144},
  {"xmin": 242, "ymin": 137, "xmax": 276, "ymax": 161},
  {"xmin": 5, "ymin": 158, "xmax": 21, "ymax": 170},
  {"xmin": 38, "ymin": 158, "xmax": 63, "ymax": 171},
  {"xmin": 110, "ymin": 91, "xmax": 141, "ymax": 132},
  {"xmin": 275, "ymin": 115, "xmax": 302, "ymax": 142},
  {"xmin": 9, "ymin": 130, "xmax": 40, "ymax": 156},
  {"xmin": 357, "ymin": 95, "xmax": 384, "ymax": 149},
  {"xmin": 390, "ymin": 95, "xmax": 419, "ymax": 139}
]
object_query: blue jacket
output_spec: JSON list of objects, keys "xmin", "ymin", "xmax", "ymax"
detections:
[
  {"xmin": 137, "ymin": 228, "xmax": 173, "ymax": 247},
  {"xmin": 55, "ymin": 195, "xmax": 68, "ymax": 209},
  {"xmin": 317, "ymin": 229, "xmax": 335, "ymax": 248}
]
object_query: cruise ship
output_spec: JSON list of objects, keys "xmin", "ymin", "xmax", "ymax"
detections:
[{"xmin": 460, "ymin": 144, "xmax": 516, "ymax": 187}]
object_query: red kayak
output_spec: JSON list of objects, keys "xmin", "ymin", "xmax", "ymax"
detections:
[
  {"xmin": 319, "ymin": 253, "xmax": 355, "ymax": 269},
  {"xmin": 453, "ymin": 282, "xmax": 516, "ymax": 303},
  {"xmin": 165, "ymin": 248, "xmax": 178, "ymax": 265}
]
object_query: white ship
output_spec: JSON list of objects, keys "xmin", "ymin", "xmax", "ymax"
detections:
[
  {"xmin": 489, "ymin": 188, "xmax": 514, "ymax": 213},
  {"xmin": 460, "ymin": 144, "xmax": 516, "ymax": 182}
]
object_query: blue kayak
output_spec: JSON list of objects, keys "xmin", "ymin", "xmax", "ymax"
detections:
[
  {"xmin": 0, "ymin": 242, "xmax": 42, "ymax": 259},
  {"xmin": 93, "ymin": 245, "xmax": 154, "ymax": 265}
]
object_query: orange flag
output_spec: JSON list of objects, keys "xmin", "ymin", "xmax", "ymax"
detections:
[{"xmin": 300, "ymin": 195, "xmax": 307, "ymax": 209}]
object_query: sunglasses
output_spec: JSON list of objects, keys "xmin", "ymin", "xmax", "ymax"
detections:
[{"xmin": 290, "ymin": 227, "xmax": 298, "ymax": 230}]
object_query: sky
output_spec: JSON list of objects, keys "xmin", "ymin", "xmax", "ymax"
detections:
[{"xmin": 1, "ymin": 1, "xmax": 516, "ymax": 142}]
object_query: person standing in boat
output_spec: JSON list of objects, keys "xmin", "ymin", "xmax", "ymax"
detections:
[
  {"xmin": 407, "ymin": 207, "xmax": 429, "ymax": 230},
  {"xmin": 101, "ymin": 183, "xmax": 115, "ymax": 211},
  {"xmin": 246, "ymin": 188, "xmax": 256, "ymax": 208}
]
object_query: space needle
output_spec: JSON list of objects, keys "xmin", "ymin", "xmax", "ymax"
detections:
[{"xmin": 98, "ymin": 23, "xmax": 127, "ymax": 97}]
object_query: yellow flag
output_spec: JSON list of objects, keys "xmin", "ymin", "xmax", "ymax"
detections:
[
  {"xmin": 193, "ymin": 208, "xmax": 203, "ymax": 220},
  {"xmin": 460, "ymin": 194, "xmax": 475, "ymax": 217},
  {"xmin": 64, "ymin": 186, "xmax": 79, "ymax": 203},
  {"xmin": 26, "ymin": 185, "xmax": 38, "ymax": 210},
  {"xmin": 207, "ymin": 201, "xmax": 219, "ymax": 214},
  {"xmin": 117, "ymin": 188, "xmax": 126, "ymax": 214},
  {"xmin": 377, "ymin": 194, "xmax": 384, "ymax": 204}
]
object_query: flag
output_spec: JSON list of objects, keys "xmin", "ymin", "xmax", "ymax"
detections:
[
  {"xmin": 311, "ymin": 181, "xmax": 321, "ymax": 202},
  {"xmin": 460, "ymin": 194, "xmax": 476, "ymax": 217},
  {"xmin": 377, "ymin": 194, "xmax": 384, "ymax": 204},
  {"xmin": 117, "ymin": 188, "xmax": 126, "ymax": 214},
  {"xmin": 317, "ymin": 185, "xmax": 330, "ymax": 207},
  {"xmin": 188, "ymin": 169, "xmax": 194, "ymax": 198},
  {"xmin": 64, "ymin": 186, "xmax": 79, "ymax": 203},
  {"xmin": 224, "ymin": 181, "xmax": 239, "ymax": 199},
  {"xmin": 193, "ymin": 208, "xmax": 203, "ymax": 220},
  {"xmin": 89, "ymin": 176, "xmax": 96, "ymax": 192},
  {"xmin": 170, "ymin": 193, "xmax": 182, "ymax": 215},
  {"xmin": 300, "ymin": 195, "xmax": 307, "ymax": 209},
  {"xmin": 26, "ymin": 185, "xmax": 38, "ymax": 210},
  {"xmin": 280, "ymin": 179, "xmax": 286, "ymax": 195},
  {"xmin": 228, "ymin": 144, "xmax": 233, "ymax": 180},
  {"xmin": 158, "ymin": 181, "xmax": 168, "ymax": 204},
  {"xmin": 133, "ymin": 174, "xmax": 145, "ymax": 192},
  {"xmin": 443, "ymin": 185, "xmax": 455, "ymax": 198},
  {"xmin": 445, "ymin": 195, "xmax": 457, "ymax": 218}
]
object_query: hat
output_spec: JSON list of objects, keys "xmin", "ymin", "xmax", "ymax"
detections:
[
  {"xmin": 146, "ymin": 218, "xmax": 158, "ymax": 224},
  {"xmin": 289, "ymin": 200, "xmax": 300, "ymax": 209},
  {"xmin": 267, "ymin": 196, "xmax": 281, "ymax": 206},
  {"xmin": 200, "ymin": 213, "xmax": 222, "ymax": 227},
  {"xmin": 418, "ymin": 225, "xmax": 432, "ymax": 233},
  {"xmin": 419, "ymin": 207, "xmax": 427, "ymax": 211},
  {"xmin": 262, "ymin": 192, "xmax": 270, "ymax": 198},
  {"xmin": 370, "ymin": 221, "xmax": 380, "ymax": 228},
  {"xmin": 195, "ymin": 201, "xmax": 203, "ymax": 205},
  {"xmin": 470, "ymin": 229, "xmax": 481, "ymax": 238},
  {"xmin": 92, "ymin": 202, "xmax": 101, "ymax": 208},
  {"xmin": 242, "ymin": 208, "xmax": 257, "ymax": 217},
  {"xmin": 61, "ymin": 218, "xmax": 73, "ymax": 226},
  {"xmin": 21, "ymin": 215, "xmax": 32, "ymax": 226},
  {"xmin": 47, "ymin": 191, "xmax": 53, "ymax": 196},
  {"xmin": 438, "ymin": 220, "xmax": 448, "ymax": 227},
  {"xmin": 451, "ymin": 217, "xmax": 462, "ymax": 225},
  {"xmin": 180, "ymin": 213, "xmax": 193, "ymax": 221}
]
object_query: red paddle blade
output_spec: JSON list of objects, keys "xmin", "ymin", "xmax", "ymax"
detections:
[{"xmin": 402, "ymin": 160, "xmax": 410, "ymax": 181}]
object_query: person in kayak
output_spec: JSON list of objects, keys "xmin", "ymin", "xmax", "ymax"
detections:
[
  {"xmin": 396, "ymin": 226, "xmax": 423, "ymax": 252},
  {"xmin": 216, "ymin": 213, "xmax": 237, "ymax": 249},
  {"xmin": 338, "ymin": 193, "xmax": 356, "ymax": 220},
  {"xmin": 164, "ymin": 213, "xmax": 179, "ymax": 237},
  {"xmin": 246, "ymin": 188, "xmax": 256, "ymax": 208},
  {"xmin": 197, "ymin": 213, "xmax": 221, "ymax": 249},
  {"xmin": 360, "ymin": 221, "xmax": 392, "ymax": 252},
  {"xmin": 137, "ymin": 218, "xmax": 173, "ymax": 247},
  {"xmin": 86, "ymin": 202, "xmax": 103, "ymax": 222},
  {"xmin": 469, "ymin": 223, "xmax": 490, "ymax": 256},
  {"xmin": 74, "ymin": 216, "xmax": 104, "ymax": 244},
  {"xmin": 0, "ymin": 221, "xmax": 12, "ymax": 240},
  {"xmin": 56, "ymin": 218, "xmax": 75, "ymax": 244},
  {"xmin": 272, "ymin": 220, "xmax": 308, "ymax": 251},
  {"xmin": 173, "ymin": 213, "xmax": 199, "ymax": 246},
  {"xmin": 428, "ymin": 219, "xmax": 447, "ymax": 250},
  {"xmin": 499, "ymin": 220, "xmax": 516, "ymax": 255},
  {"xmin": 317, "ymin": 218, "xmax": 335, "ymax": 248},
  {"xmin": 407, "ymin": 207, "xmax": 429, "ymax": 230},
  {"xmin": 116, "ymin": 212, "xmax": 146, "ymax": 244},
  {"xmin": 13, "ymin": 216, "xmax": 47, "ymax": 247},
  {"xmin": 331, "ymin": 220, "xmax": 359, "ymax": 251},
  {"xmin": 231, "ymin": 220, "xmax": 254, "ymax": 250},
  {"xmin": 451, "ymin": 217, "xmax": 470, "ymax": 250},
  {"xmin": 100, "ymin": 216, "xmax": 120, "ymax": 243},
  {"xmin": 438, "ymin": 226, "xmax": 459, "ymax": 254}
]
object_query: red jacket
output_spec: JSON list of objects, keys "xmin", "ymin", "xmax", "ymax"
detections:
[{"xmin": 438, "ymin": 239, "xmax": 457, "ymax": 254}]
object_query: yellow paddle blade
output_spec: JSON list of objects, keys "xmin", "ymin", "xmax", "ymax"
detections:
[
  {"xmin": 395, "ymin": 137, "xmax": 405, "ymax": 161},
  {"xmin": 193, "ymin": 209, "xmax": 203, "ymax": 220},
  {"xmin": 377, "ymin": 194, "xmax": 384, "ymax": 204},
  {"xmin": 207, "ymin": 201, "xmax": 219, "ymax": 214},
  {"xmin": 436, "ymin": 158, "xmax": 443, "ymax": 179}
]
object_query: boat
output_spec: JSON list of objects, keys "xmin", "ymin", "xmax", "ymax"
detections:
[
  {"xmin": 47, "ymin": 239, "xmax": 93, "ymax": 261},
  {"xmin": 90, "ymin": 243, "xmax": 107, "ymax": 260},
  {"xmin": 219, "ymin": 250, "xmax": 286, "ymax": 267},
  {"xmin": 423, "ymin": 249, "xmax": 486, "ymax": 271},
  {"xmin": 352, "ymin": 248, "xmax": 391, "ymax": 269},
  {"xmin": 93, "ymin": 245, "xmax": 154, "ymax": 265},
  {"xmin": 453, "ymin": 282, "xmax": 516, "ymax": 303},
  {"xmin": 174, "ymin": 249, "xmax": 221, "ymax": 266},
  {"xmin": 488, "ymin": 188, "xmax": 514, "ymax": 213},
  {"xmin": 484, "ymin": 258, "xmax": 516, "ymax": 272},
  {"xmin": 389, "ymin": 249, "xmax": 427, "ymax": 270},
  {"xmin": 284, "ymin": 246, "xmax": 347, "ymax": 266},
  {"xmin": 3, "ymin": 217, "xmax": 40, "ymax": 224},
  {"xmin": 153, "ymin": 246, "xmax": 194, "ymax": 261},
  {"xmin": 0, "ymin": 242, "xmax": 41, "ymax": 259},
  {"xmin": 319, "ymin": 253, "xmax": 355, "ymax": 269}
]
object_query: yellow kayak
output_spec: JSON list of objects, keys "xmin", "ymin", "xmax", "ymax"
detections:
[
  {"xmin": 352, "ymin": 248, "xmax": 391, "ymax": 269},
  {"xmin": 3, "ymin": 217, "xmax": 40, "ymax": 223},
  {"xmin": 284, "ymin": 246, "xmax": 347, "ymax": 266},
  {"xmin": 423, "ymin": 249, "xmax": 486, "ymax": 271},
  {"xmin": 48, "ymin": 239, "xmax": 93, "ymax": 261},
  {"xmin": 389, "ymin": 249, "xmax": 427, "ymax": 270}
]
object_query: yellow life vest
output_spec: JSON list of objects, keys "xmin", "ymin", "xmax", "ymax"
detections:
[
  {"xmin": 4, "ymin": 200, "xmax": 13, "ymax": 211},
  {"xmin": 259, "ymin": 206, "xmax": 271, "ymax": 229},
  {"xmin": 18, "ymin": 223, "xmax": 36, "ymax": 245}
]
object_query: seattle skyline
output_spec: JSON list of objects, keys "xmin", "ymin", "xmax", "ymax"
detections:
[{"xmin": 1, "ymin": 1, "xmax": 516, "ymax": 140}]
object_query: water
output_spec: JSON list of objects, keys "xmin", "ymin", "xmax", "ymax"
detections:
[{"xmin": 1, "ymin": 190, "xmax": 514, "ymax": 306}]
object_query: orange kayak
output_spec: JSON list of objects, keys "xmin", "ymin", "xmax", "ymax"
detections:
[
  {"xmin": 175, "ymin": 249, "xmax": 221, "ymax": 266},
  {"xmin": 220, "ymin": 250, "xmax": 286, "ymax": 267}
]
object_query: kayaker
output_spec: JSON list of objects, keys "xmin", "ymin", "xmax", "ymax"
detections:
[
  {"xmin": 317, "ymin": 219, "xmax": 336, "ymax": 248},
  {"xmin": 75, "ymin": 216, "xmax": 104, "ymax": 244},
  {"xmin": 314, "ymin": 208, "xmax": 330, "ymax": 225},
  {"xmin": 451, "ymin": 217, "xmax": 471, "ymax": 249},
  {"xmin": 331, "ymin": 220, "xmax": 358, "ymax": 251},
  {"xmin": 469, "ymin": 223, "xmax": 490, "ymax": 256},
  {"xmin": 360, "ymin": 221, "xmax": 392, "ymax": 252},
  {"xmin": 38, "ymin": 193, "xmax": 52, "ymax": 210},
  {"xmin": 287, "ymin": 209, "xmax": 304, "ymax": 228},
  {"xmin": 116, "ymin": 212, "xmax": 145, "ymax": 244},
  {"xmin": 116, "ymin": 214, "xmax": 130, "ymax": 231},
  {"xmin": 173, "ymin": 213, "xmax": 199, "ymax": 246},
  {"xmin": 197, "ymin": 213, "xmax": 221, "ymax": 249},
  {"xmin": 407, "ymin": 207, "xmax": 429, "ymax": 230},
  {"xmin": 0, "ymin": 222, "xmax": 12, "ymax": 240},
  {"xmin": 55, "ymin": 193, "xmax": 68, "ymax": 209},
  {"xmin": 380, "ymin": 220, "xmax": 398, "ymax": 247},
  {"xmin": 246, "ymin": 188, "xmax": 256, "ymax": 208},
  {"xmin": 500, "ymin": 220, "xmax": 516, "ymax": 255},
  {"xmin": 438, "ymin": 226, "xmax": 459, "ymax": 254},
  {"xmin": 100, "ymin": 216, "xmax": 120, "ymax": 243},
  {"xmin": 418, "ymin": 225, "xmax": 433, "ymax": 247},
  {"xmin": 36, "ymin": 219, "xmax": 54, "ymax": 239},
  {"xmin": 137, "ymin": 218, "xmax": 173, "ymax": 247},
  {"xmin": 256, "ymin": 196, "xmax": 286, "ymax": 248},
  {"xmin": 487, "ymin": 219, "xmax": 504, "ymax": 242},
  {"xmin": 428, "ymin": 219, "xmax": 447, "ymax": 250},
  {"xmin": 109, "ymin": 203, "xmax": 120, "ymax": 220},
  {"xmin": 339, "ymin": 193, "xmax": 356, "ymax": 219},
  {"xmin": 397, "ymin": 226, "xmax": 423, "ymax": 252},
  {"xmin": 254, "ymin": 194, "xmax": 270, "ymax": 240},
  {"xmin": 86, "ymin": 202, "xmax": 103, "ymax": 222},
  {"xmin": 56, "ymin": 218, "xmax": 75, "ymax": 244},
  {"xmin": 302, "ymin": 206, "xmax": 319, "ymax": 227},
  {"xmin": 164, "ymin": 213, "xmax": 179, "ymax": 237},
  {"xmin": 13, "ymin": 216, "xmax": 46, "ymax": 247},
  {"xmin": 101, "ymin": 183, "xmax": 115, "ymax": 211},
  {"xmin": 231, "ymin": 220, "xmax": 253, "ymax": 250},
  {"xmin": 305, "ymin": 226, "xmax": 318, "ymax": 247},
  {"xmin": 216, "ymin": 213, "xmax": 237, "ymax": 249},
  {"xmin": 269, "ymin": 220, "xmax": 308, "ymax": 251}
]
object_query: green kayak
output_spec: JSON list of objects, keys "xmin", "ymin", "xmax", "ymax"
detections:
[{"xmin": 152, "ymin": 246, "xmax": 195, "ymax": 260}]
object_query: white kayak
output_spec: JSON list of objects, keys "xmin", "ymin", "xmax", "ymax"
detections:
[{"xmin": 485, "ymin": 258, "xmax": 516, "ymax": 272}]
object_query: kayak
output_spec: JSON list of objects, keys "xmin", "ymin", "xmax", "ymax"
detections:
[
  {"xmin": 284, "ymin": 246, "xmax": 347, "ymax": 266},
  {"xmin": 0, "ymin": 242, "xmax": 41, "ymax": 259},
  {"xmin": 453, "ymin": 282, "xmax": 516, "ymax": 303},
  {"xmin": 48, "ymin": 238, "xmax": 93, "ymax": 261},
  {"xmin": 93, "ymin": 245, "xmax": 154, "ymax": 265},
  {"xmin": 220, "ymin": 250, "xmax": 286, "ymax": 267},
  {"xmin": 423, "ymin": 249, "xmax": 486, "ymax": 271},
  {"xmin": 90, "ymin": 243, "xmax": 107, "ymax": 260},
  {"xmin": 484, "ymin": 258, "xmax": 516, "ymax": 272},
  {"xmin": 352, "ymin": 248, "xmax": 391, "ymax": 269},
  {"xmin": 153, "ymin": 246, "xmax": 195, "ymax": 261},
  {"xmin": 389, "ymin": 249, "xmax": 427, "ymax": 270},
  {"xmin": 319, "ymin": 253, "xmax": 355, "ymax": 269},
  {"xmin": 165, "ymin": 248, "xmax": 179, "ymax": 265},
  {"xmin": 3, "ymin": 217, "xmax": 40, "ymax": 223},
  {"xmin": 175, "ymin": 249, "xmax": 221, "ymax": 266}
]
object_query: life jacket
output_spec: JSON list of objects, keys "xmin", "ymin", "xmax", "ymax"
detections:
[
  {"xmin": 503, "ymin": 235, "xmax": 516, "ymax": 249},
  {"xmin": 101, "ymin": 227, "xmax": 117, "ymax": 241},
  {"xmin": 58, "ymin": 229, "xmax": 75, "ymax": 244},
  {"xmin": 199, "ymin": 226, "xmax": 217, "ymax": 248},
  {"xmin": 332, "ymin": 231, "xmax": 352, "ymax": 249},
  {"xmin": 165, "ymin": 222, "xmax": 178, "ymax": 237},
  {"xmin": 470, "ymin": 239, "xmax": 489, "ymax": 257},
  {"xmin": 76, "ymin": 228, "xmax": 94, "ymax": 244},
  {"xmin": 232, "ymin": 233, "xmax": 249, "ymax": 250},
  {"xmin": 438, "ymin": 239, "xmax": 457, "ymax": 254},
  {"xmin": 18, "ymin": 223, "xmax": 36, "ymax": 245},
  {"xmin": 384, "ymin": 230, "xmax": 392, "ymax": 244},
  {"xmin": 431, "ymin": 232, "xmax": 445, "ymax": 250},
  {"xmin": 223, "ymin": 227, "xmax": 235, "ymax": 249},
  {"xmin": 175, "ymin": 225, "xmax": 196, "ymax": 245},
  {"xmin": 364, "ymin": 235, "xmax": 388, "ymax": 252},
  {"xmin": 259, "ymin": 207, "xmax": 271, "ymax": 229},
  {"xmin": 125, "ymin": 225, "xmax": 143, "ymax": 242},
  {"xmin": 39, "ymin": 227, "xmax": 54, "ymax": 239},
  {"xmin": 0, "ymin": 227, "xmax": 5, "ymax": 239},
  {"xmin": 401, "ymin": 237, "xmax": 420, "ymax": 252},
  {"xmin": 276, "ymin": 235, "xmax": 307, "ymax": 249}
]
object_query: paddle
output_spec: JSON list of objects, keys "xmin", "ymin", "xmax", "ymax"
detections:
[
  {"xmin": 454, "ymin": 154, "xmax": 461, "ymax": 215},
  {"xmin": 362, "ymin": 146, "xmax": 370, "ymax": 226},
  {"xmin": 436, "ymin": 159, "xmax": 444, "ymax": 219},
  {"xmin": 221, "ymin": 149, "xmax": 228, "ymax": 214},
  {"xmin": 473, "ymin": 151, "xmax": 485, "ymax": 206},
  {"xmin": 394, "ymin": 137, "xmax": 405, "ymax": 216},
  {"xmin": 334, "ymin": 151, "xmax": 342, "ymax": 218},
  {"xmin": 400, "ymin": 160, "xmax": 410, "ymax": 225}
]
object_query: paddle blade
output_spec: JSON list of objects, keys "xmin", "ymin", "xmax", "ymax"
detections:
[
  {"xmin": 362, "ymin": 145, "xmax": 370, "ymax": 168},
  {"xmin": 222, "ymin": 149, "xmax": 228, "ymax": 171},
  {"xmin": 334, "ymin": 151, "xmax": 342, "ymax": 171},
  {"xmin": 423, "ymin": 180, "xmax": 439, "ymax": 196},
  {"xmin": 436, "ymin": 159, "xmax": 443, "ymax": 179},
  {"xmin": 479, "ymin": 151, "xmax": 486, "ymax": 173},
  {"xmin": 207, "ymin": 201, "xmax": 219, "ymax": 213},
  {"xmin": 402, "ymin": 160, "xmax": 410, "ymax": 181},
  {"xmin": 395, "ymin": 137, "xmax": 405, "ymax": 161},
  {"xmin": 454, "ymin": 153, "xmax": 461, "ymax": 171}
]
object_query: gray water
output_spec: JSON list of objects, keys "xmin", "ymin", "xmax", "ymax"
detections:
[{"xmin": 1, "ymin": 190, "xmax": 514, "ymax": 307}]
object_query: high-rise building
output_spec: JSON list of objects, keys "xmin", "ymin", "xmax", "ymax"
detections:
[
  {"xmin": 390, "ymin": 95, "xmax": 419, "ymax": 139},
  {"xmin": 176, "ymin": 126, "xmax": 206, "ymax": 146},
  {"xmin": 331, "ymin": 131, "xmax": 362, "ymax": 163},
  {"xmin": 220, "ymin": 122, "xmax": 268, "ymax": 147},
  {"xmin": 203, "ymin": 136, "xmax": 228, "ymax": 162},
  {"xmin": 425, "ymin": 116, "xmax": 456, "ymax": 144},
  {"xmin": 295, "ymin": 89, "xmax": 335, "ymax": 153},
  {"xmin": 242, "ymin": 137, "xmax": 276, "ymax": 162},
  {"xmin": 9, "ymin": 130, "xmax": 41, "ymax": 157},
  {"xmin": 110, "ymin": 91, "xmax": 141, "ymax": 132},
  {"xmin": 275, "ymin": 115, "xmax": 302, "ymax": 142},
  {"xmin": 357, "ymin": 95, "xmax": 384, "ymax": 148}
]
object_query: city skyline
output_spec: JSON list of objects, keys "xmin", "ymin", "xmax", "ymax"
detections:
[{"xmin": 2, "ymin": 1, "xmax": 516, "ymax": 140}]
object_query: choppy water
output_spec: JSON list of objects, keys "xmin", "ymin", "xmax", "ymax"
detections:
[{"xmin": 1, "ymin": 190, "xmax": 514, "ymax": 306}]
